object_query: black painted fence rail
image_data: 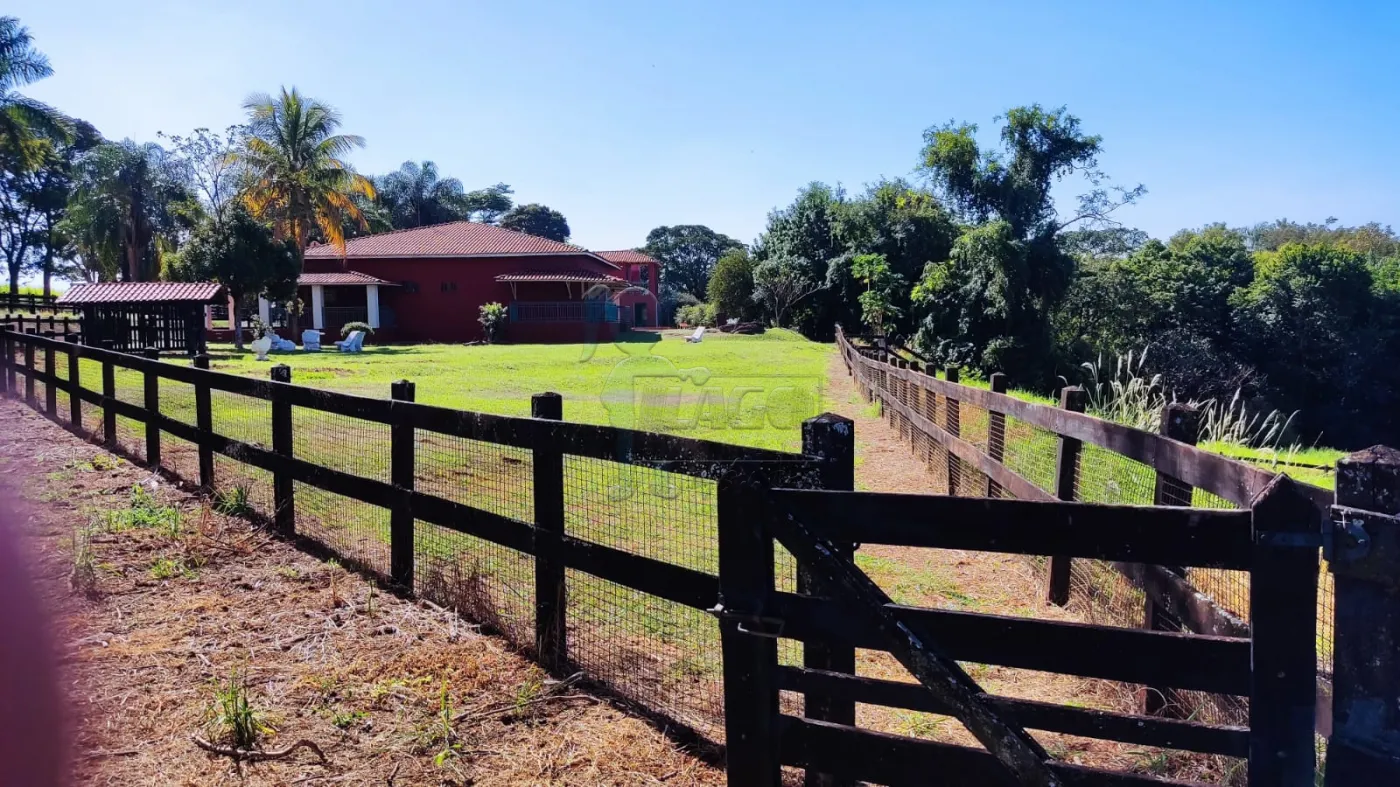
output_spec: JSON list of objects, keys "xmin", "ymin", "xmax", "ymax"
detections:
[{"xmin": 0, "ymin": 327, "xmax": 1352, "ymax": 786}]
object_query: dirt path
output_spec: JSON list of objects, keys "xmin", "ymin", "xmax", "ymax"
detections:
[
  {"xmin": 820, "ymin": 353, "xmax": 1231, "ymax": 780},
  {"xmin": 0, "ymin": 399, "xmax": 723, "ymax": 786}
]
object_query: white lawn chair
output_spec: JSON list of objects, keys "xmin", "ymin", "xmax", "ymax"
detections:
[
  {"xmin": 301, "ymin": 329, "xmax": 322, "ymax": 351},
  {"xmin": 685, "ymin": 326, "xmax": 706, "ymax": 343},
  {"xmin": 335, "ymin": 330, "xmax": 366, "ymax": 353}
]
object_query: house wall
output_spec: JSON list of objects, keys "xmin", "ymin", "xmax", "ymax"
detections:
[{"xmin": 312, "ymin": 254, "xmax": 627, "ymax": 343}]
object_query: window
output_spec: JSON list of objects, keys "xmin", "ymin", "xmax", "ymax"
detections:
[
  {"xmin": 401, "ymin": 281, "xmax": 420, "ymax": 294},
  {"xmin": 439, "ymin": 281, "xmax": 458, "ymax": 293},
  {"xmin": 640, "ymin": 265, "xmax": 651, "ymax": 286}
]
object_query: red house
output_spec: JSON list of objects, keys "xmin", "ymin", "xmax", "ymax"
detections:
[{"xmin": 268, "ymin": 222, "xmax": 660, "ymax": 344}]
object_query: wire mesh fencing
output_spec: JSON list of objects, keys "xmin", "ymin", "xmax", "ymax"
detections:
[
  {"xmin": 293, "ymin": 407, "xmax": 393, "ymax": 574},
  {"xmin": 562, "ymin": 456, "xmax": 726, "ymax": 740},
  {"xmin": 842, "ymin": 341, "xmax": 1340, "ymax": 734},
  {"xmin": 415, "ymin": 431, "xmax": 535, "ymax": 648}
]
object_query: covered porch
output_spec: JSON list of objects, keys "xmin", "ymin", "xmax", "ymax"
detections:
[
  {"xmin": 496, "ymin": 270, "xmax": 632, "ymax": 342},
  {"xmin": 259, "ymin": 272, "xmax": 400, "ymax": 338}
]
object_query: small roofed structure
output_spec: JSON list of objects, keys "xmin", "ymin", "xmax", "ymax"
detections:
[{"xmin": 58, "ymin": 281, "xmax": 226, "ymax": 354}]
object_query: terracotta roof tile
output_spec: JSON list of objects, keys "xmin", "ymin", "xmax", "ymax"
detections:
[
  {"xmin": 495, "ymin": 270, "xmax": 626, "ymax": 283},
  {"xmin": 595, "ymin": 249, "xmax": 660, "ymax": 266},
  {"xmin": 56, "ymin": 282, "xmax": 226, "ymax": 305},
  {"xmin": 298, "ymin": 272, "xmax": 399, "ymax": 286},
  {"xmin": 304, "ymin": 221, "xmax": 611, "ymax": 263}
]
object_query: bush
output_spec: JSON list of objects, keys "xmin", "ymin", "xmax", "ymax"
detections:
[
  {"xmin": 676, "ymin": 302, "xmax": 716, "ymax": 328},
  {"xmin": 479, "ymin": 302, "xmax": 507, "ymax": 343},
  {"xmin": 709, "ymin": 248, "xmax": 757, "ymax": 322},
  {"xmin": 340, "ymin": 321, "xmax": 374, "ymax": 339}
]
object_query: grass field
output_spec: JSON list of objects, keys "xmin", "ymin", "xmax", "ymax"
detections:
[{"xmin": 204, "ymin": 329, "xmax": 833, "ymax": 453}]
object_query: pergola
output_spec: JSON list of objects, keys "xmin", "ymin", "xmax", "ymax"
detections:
[{"xmin": 57, "ymin": 281, "xmax": 226, "ymax": 355}]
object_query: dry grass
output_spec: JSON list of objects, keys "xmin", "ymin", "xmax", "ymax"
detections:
[{"xmin": 0, "ymin": 399, "xmax": 724, "ymax": 786}]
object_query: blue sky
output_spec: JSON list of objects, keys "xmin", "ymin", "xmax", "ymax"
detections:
[{"xmin": 11, "ymin": 0, "xmax": 1400, "ymax": 252}]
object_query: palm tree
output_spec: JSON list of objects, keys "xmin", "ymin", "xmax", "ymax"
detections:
[
  {"xmin": 66, "ymin": 140, "xmax": 198, "ymax": 281},
  {"xmin": 377, "ymin": 160, "xmax": 469, "ymax": 229},
  {"xmin": 236, "ymin": 88, "xmax": 375, "ymax": 261},
  {"xmin": 0, "ymin": 16, "xmax": 68, "ymax": 163}
]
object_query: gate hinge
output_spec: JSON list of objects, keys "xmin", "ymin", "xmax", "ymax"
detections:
[{"xmin": 708, "ymin": 604, "xmax": 785, "ymax": 639}]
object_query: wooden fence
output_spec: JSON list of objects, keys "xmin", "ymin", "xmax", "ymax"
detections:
[
  {"xmin": 3, "ymin": 313, "xmax": 81, "ymax": 339},
  {"xmin": 5, "ymin": 327, "xmax": 1399, "ymax": 786},
  {"xmin": 2, "ymin": 291, "xmax": 72, "ymax": 313}
]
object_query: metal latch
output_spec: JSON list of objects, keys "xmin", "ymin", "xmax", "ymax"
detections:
[
  {"xmin": 1327, "ymin": 506, "xmax": 1379, "ymax": 565},
  {"xmin": 708, "ymin": 604, "xmax": 785, "ymax": 639}
]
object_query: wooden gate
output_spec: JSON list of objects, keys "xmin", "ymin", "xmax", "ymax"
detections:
[{"xmin": 718, "ymin": 480, "xmax": 1321, "ymax": 786}]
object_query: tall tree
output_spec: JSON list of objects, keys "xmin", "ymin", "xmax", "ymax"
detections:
[
  {"xmin": 0, "ymin": 142, "xmax": 39, "ymax": 299},
  {"xmin": 235, "ymin": 87, "xmax": 375, "ymax": 260},
  {"xmin": 376, "ymin": 160, "xmax": 469, "ymax": 229},
  {"xmin": 753, "ymin": 255, "xmax": 822, "ymax": 328},
  {"xmin": 167, "ymin": 204, "xmax": 299, "ymax": 349},
  {"xmin": 642, "ymin": 224, "xmax": 743, "ymax": 300},
  {"xmin": 499, "ymin": 203, "xmax": 570, "ymax": 242},
  {"xmin": 24, "ymin": 120, "xmax": 100, "ymax": 296},
  {"xmin": 0, "ymin": 16, "xmax": 67, "ymax": 167},
  {"xmin": 160, "ymin": 125, "xmax": 246, "ymax": 232},
  {"xmin": 751, "ymin": 184, "xmax": 846, "ymax": 335},
  {"xmin": 64, "ymin": 139, "xmax": 197, "ymax": 282},
  {"xmin": 913, "ymin": 105, "xmax": 1143, "ymax": 380},
  {"xmin": 462, "ymin": 182, "xmax": 513, "ymax": 224}
]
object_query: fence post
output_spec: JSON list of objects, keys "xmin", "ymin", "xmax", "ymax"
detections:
[
  {"xmin": 799, "ymin": 414, "xmax": 856, "ymax": 787},
  {"xmin": 101, "ymin": 353, "xmax": 116, "ymax": 449},
  {"xmin": 142, "ymin": 347, "xmax": 161, "ymax": 468},
  {"xmin": 922, "ymin": 364, "xmax": 938, "ymax": 468},
  {"xmin": 718, "ymin": 477, "xmax": 780, "ymax": 786},
  {"xmin": 42, "ymin": 333, "xmax": 56, "ymax": 416},
  {"xmin": 389, "ymin": 379, "xmax": 417, "ymax": 589},
  {"xmin": 1143, "ymin": 402, "xmax": 1200, "ymax": 715},
  {"xmin": 270, "ymin": 364, "xmax": 295, "ymax": 535},
  {"xmin": 0, "ymin": 328, "xmax": 9, "ymax": 398},
  {"xmin": 531, "ymin": 392, "xmax": 567, "ymax": 672},
  {"xmin": 893, "ymin": 359, "xmax": 907, "ymax": 439},
  {"xmin": 24, "ymin": 330, "xmax": 35, "ymax": 405},
  {"xmin": 944, "ymin": 366, "xmax": 961, "ymax": 496},
  {"xmin": 986, "ymin": 373, "xmax": 1007, "ymax": 498},
  {"xmin": 1046, "ymin": 386, "xmax": 1086, "ymax": 606},
  {"xmin": 1326, "ymin": 446, "xmax": 1400, "ymax": 785},
  {"xmin": 1250, "ymin": 475, "xmax": 1319, "ymax": 786},
  {"xmin": 192, "ymin": 354, "xmax": 214, "ymax": 490},
  {"xmin": 66, "ymin": 335, "xmax": 81, "ymax": 429}
]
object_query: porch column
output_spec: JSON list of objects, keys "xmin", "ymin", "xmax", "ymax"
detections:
[
  {"xmin": 258, "ymin": 295, "xmax": 270, "ymax": 325},
  {"xmin": 366, "ymin": 284, "xmax": 380, "ymax": 329},
  {"xmin": 311, "ymin": 285, "xmax": 325, "ymax": 330}
]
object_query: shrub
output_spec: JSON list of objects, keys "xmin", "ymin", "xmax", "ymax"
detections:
[
  {"xmin": 340, "ymin": 321, "xmax": 374, "ymax": 339},
  {"xmin": 478, "ymin": 302, "xmax": 507, "ymax": 343},
  {"xmin": 676, "ymin": 302, "xmax": 717, "ymax": 328},
  {"xmin": 709, "ymin": 248, "xmax": 757, "ymax": 322}
]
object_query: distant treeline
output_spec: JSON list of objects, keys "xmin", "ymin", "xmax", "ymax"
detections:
[{"xmin": 654, "ymin": 106, "xmax": 1400, "ymax": 450}]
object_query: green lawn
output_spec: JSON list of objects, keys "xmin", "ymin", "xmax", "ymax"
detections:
[{"xmin": 202, "ymin": 329, "xmax": 833, "ymax": 454}]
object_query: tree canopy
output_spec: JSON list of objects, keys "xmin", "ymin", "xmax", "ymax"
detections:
[
  {"xmin": 643, "ymin": 224, "xmax": 744, "ymax": 302},
  {"xmin": 499, "ymin": 203, "xmax": 570, "ymax": 242},
  {"xmin": 0, "ymin": 17, "xmax": 67, "ymax": 167},
  {"xmin": 236, "ymin": 87, "xmax": 375, "ymax": 259},
  {"xmin": 911, "ymin": 106, "xmax": 1144, "ymax": 379},
  {"xmin": 376, "ymin": 160, "xmax": 468, "ymax": 229},
  {"xmin": 167, "ymin": 203, "xmax": 298, "ymax": 348}
]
